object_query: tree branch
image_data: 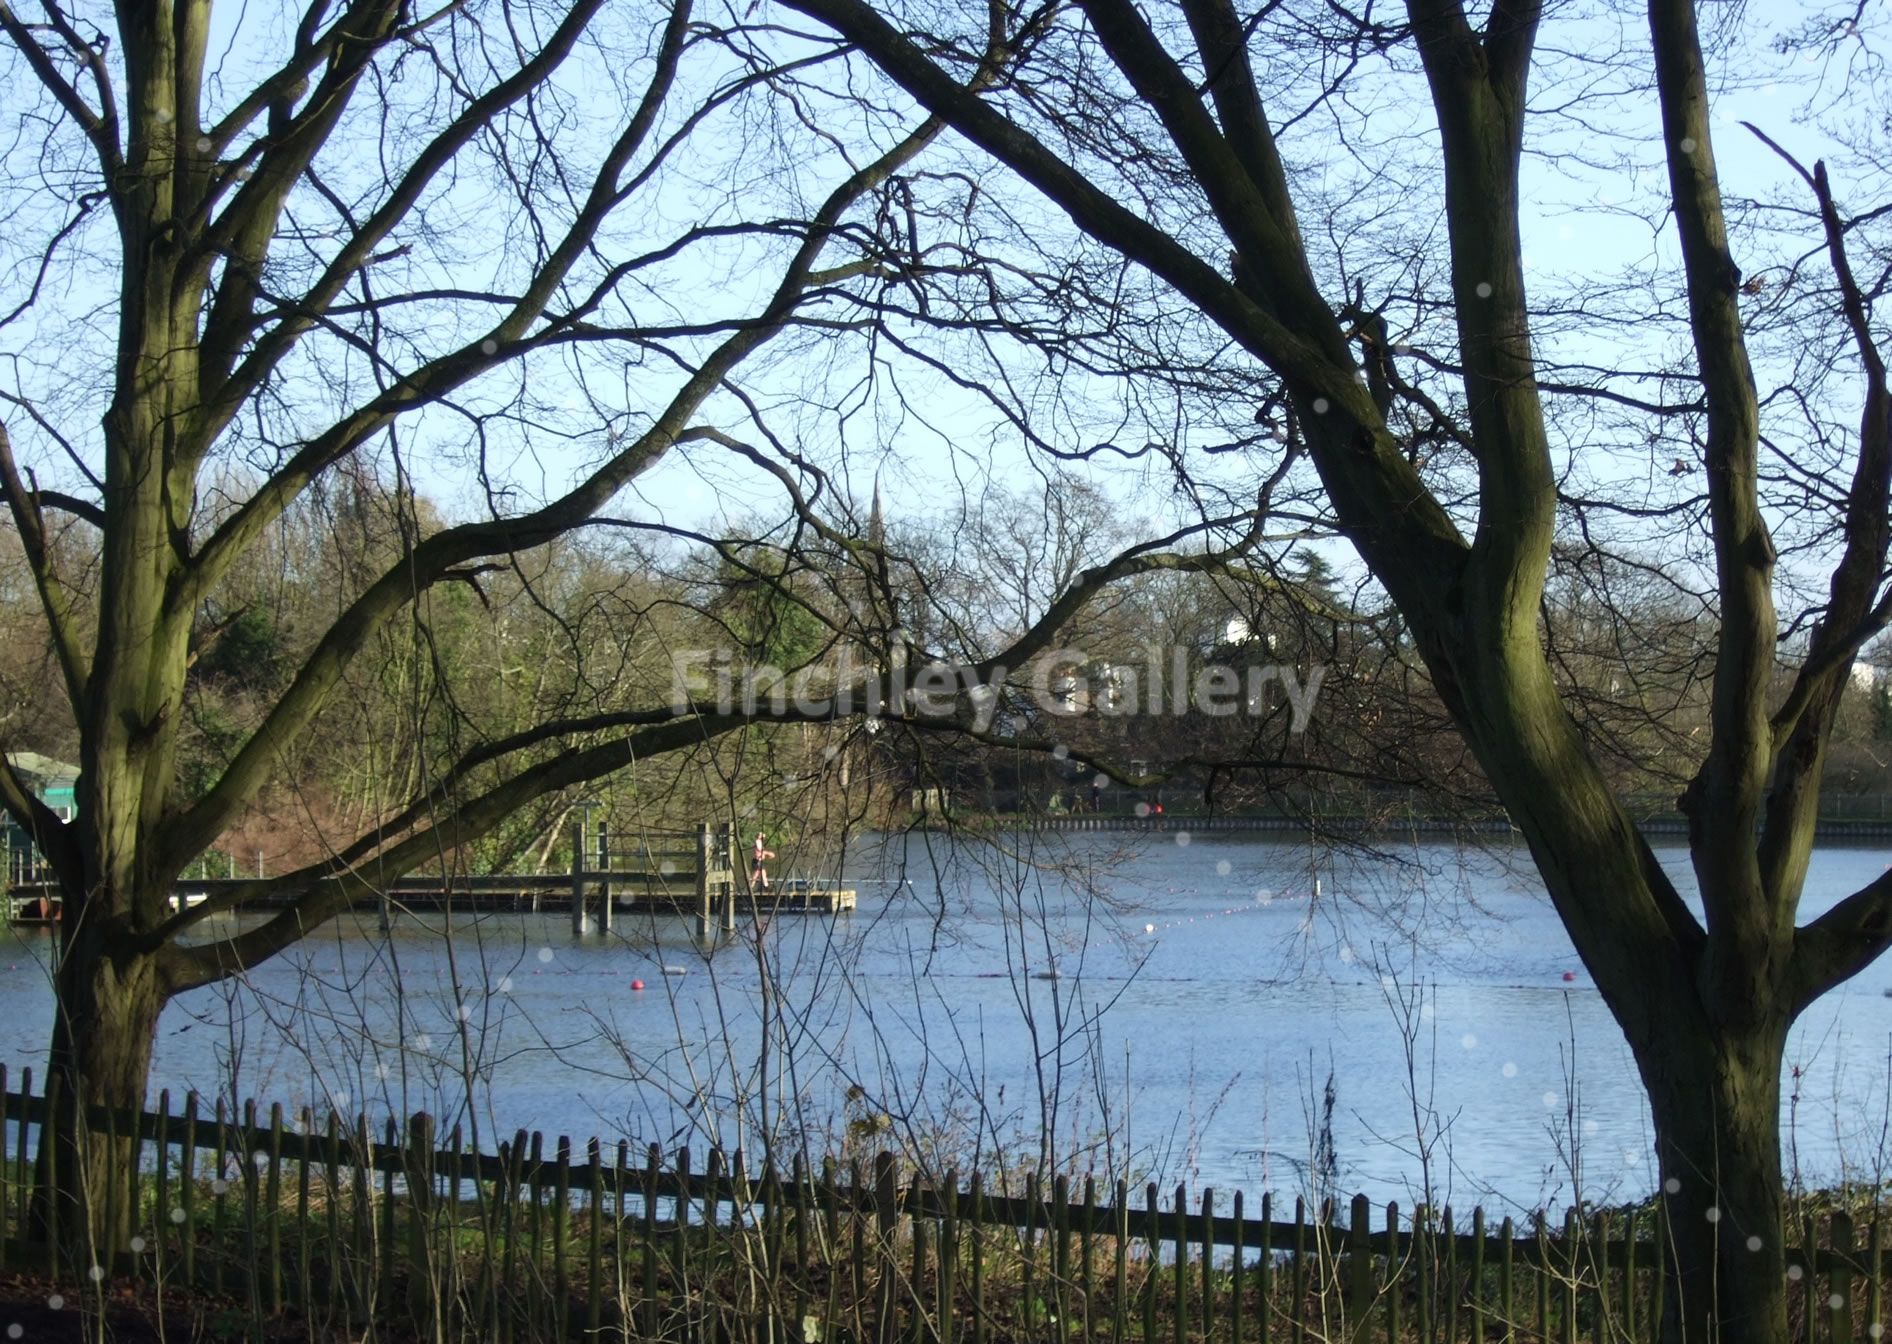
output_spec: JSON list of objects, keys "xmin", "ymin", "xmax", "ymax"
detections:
[
  {"xmin": 163, "ymin": 70, "xmax": 982, "ymax": 876},
  {"xmin": 1650, "ymin": 0, "xmax": 1776, "ymax": 1006},
  {"xmin": 0, "ymin": 421, "xmax": 88, "ymax": 713},
  {"xmin": 0, "ymin": 2, "xmax": 122, "ymax": 180},
  {"xmin": 1792, "ymin": 872, "xmax": 1892, "ymax": 1014}
]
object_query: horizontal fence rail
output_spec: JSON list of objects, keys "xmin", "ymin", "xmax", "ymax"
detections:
[{"xmin": 0, "ymin": 1072, "xmax": 1884, "ymax": 1342}]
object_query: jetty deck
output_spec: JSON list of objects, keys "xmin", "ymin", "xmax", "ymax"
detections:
[{"xmin": 6, "ymin": 873, "xmax": 856, "ymax": 924}]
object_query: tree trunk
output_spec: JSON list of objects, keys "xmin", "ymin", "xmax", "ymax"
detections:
[
  {"xmin": 37, "ymin": 921, "xmax": 168, "ymax": 1272},
  {"xmin": 1639, "ymin": 1018, "xmax": 1791, "ymax": 1344}
]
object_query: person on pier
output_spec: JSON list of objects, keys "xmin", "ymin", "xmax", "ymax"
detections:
[{"xmin": 751, "ymin": 831, "xmax": 776, "ymax": 891}]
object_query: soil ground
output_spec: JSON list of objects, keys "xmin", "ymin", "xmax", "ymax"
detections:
[{"xmin": 0, "ymin": 1269, "xmax": 333, "ymax": 1343}]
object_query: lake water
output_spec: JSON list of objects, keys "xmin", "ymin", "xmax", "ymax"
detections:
[{"xmin": 6, "ymin": 831, "xmax": 1892, "ymax": 1216}]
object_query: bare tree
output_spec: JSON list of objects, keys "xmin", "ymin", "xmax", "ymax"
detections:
[
  {"xmin": 0, "ymin": 0, "xmax": 1056, "ymax": 1252},
  {"xmin": 767, "ymin": 0, "xmax": 1892, "ymax": 1338}
]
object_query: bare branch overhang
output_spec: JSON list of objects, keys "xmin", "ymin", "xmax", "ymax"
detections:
[
  {"xmin": 0, "ymin": 422, "xmax": 89, "ymax": 713},
  {"xmin": 188, "ymin": 0, "xmax": 409, "ymax": 413},
  {"xmin": 163, "ymin": 54, "xmax": 1008, "ymax": 879},
  {"xmin": 777, "ymin": 0, "xmax": 1709, "ymax": 1039},
  {"xmin": 1748, "ymin": 130, "xmax": 1892, "ymax": 919},
  {"xmin": 1407, "ymin": 0, "xmax": 1555, "ymax": 640},
  {"xmin": 0, "ymin": 2, "xmax": 123, "ymax": 182},
  {"xmin": 1791, "ymin": 873, "xmax": 1892, "ymax": 1015},
  {"xmin": 779, "ymin": 0, "xmax": 1469, "ymax": 608},
  {"xmin": 1650, "ymin": 0, "xmax": 1775, "ymax": 932},
  {"xmin": 189, "ymin": 0, "xmax": 609, "ymax": 426},
  {"xmin": 1177, "ymin": 0, "xmax": 1305, "ymax": 259}
]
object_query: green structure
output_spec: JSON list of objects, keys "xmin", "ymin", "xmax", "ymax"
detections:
[{"xmin": 3, "ymin": 751, "xmax": 77, "ymax": 884}]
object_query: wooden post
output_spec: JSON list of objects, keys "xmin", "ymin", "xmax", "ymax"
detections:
[
  {"xmin": 571, "ymin": 816, "xmax": 587, "ymax": 935},
  {"xmin": 596, "ymin": 823, "xmax": 613, "ymax": 934},
  {"xmin": 1348, "ymin": 1193, "xmax": 1372, "ymax": 1344},
  {"xmin": 695, "ymin": 822, "xmax": 712, "ymax": 944}
]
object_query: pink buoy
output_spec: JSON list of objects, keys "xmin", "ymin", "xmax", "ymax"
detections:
[
  {"xmin": 632, "ymin": 979, "xmax": 645, "ymax": 991},
  {"xmin": 1562, "ymin": 971, "xmax": 1576, "ymax": 981}
]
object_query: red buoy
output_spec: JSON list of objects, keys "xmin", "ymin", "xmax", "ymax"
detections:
[
  {"xmin": 631, "ymin": 980, "xmax": 645, "ymax": 991},
  {"xmin": 1562, "ymin": 971, "xmax": 1576, "ymax": 982}
]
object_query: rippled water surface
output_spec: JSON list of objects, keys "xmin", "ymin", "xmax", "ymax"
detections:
[{"xmin": 6, "ymin": 831, "xmax": 1892, "ymax": 1212}]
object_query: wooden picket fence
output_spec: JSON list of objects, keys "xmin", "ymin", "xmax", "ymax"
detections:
[{"xmin": 0, "ymin": 1067, "xmax": 1886, "ymax": 1342}]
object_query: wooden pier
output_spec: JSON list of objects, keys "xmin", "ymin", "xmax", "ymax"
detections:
[{"xmin": 5, "ymin": 822, "xmax": 855, "ymax": 928}]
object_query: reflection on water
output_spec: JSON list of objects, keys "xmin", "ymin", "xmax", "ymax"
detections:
[{"xmin": 5, "ymin": 832, "xmax": 1892, "ymax": 1214}]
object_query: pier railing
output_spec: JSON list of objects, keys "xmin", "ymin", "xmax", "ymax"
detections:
[{"xmin": 0, "ymin": 1070, "xmax": 1884, "ymax": 1342}]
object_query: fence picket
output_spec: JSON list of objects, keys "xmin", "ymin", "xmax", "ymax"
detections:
[
  {"xmin": 552, "ymin": 1136, "xmax": 571, "ymax": 1341},
  {"xmin": 971, "ymin": 1169, "xmax": 987, "ymax": 1344},
  {"xmin": 154, "ymin": 1088, "xmax": 170, "ymax": 1281},
  {"xmin": 210, "ymin": 1095, "xmax": 227, "ymax": 1295},
  {"xmin": 1801, "ymin": 1211, "xmax": 1817, "ymax": 1344},
  {"xmin": 942, "ymin": 1168, "xmax": 961, "ymax": 1342},
  {"xmin": 1499, "ymin": 1215, "xmax": 1515, "ymax": 1344},
  {"xmin": 296, "ymin": 1106, "xmax": 311, "ymax": 1314},
  {"xmin": 1348, "ymin": 1192, "xmax": 1370, "ymax": 1344},
  {"xmin": 1144, "ymin": 1182, "xmax": 1160, "ymax": 1344},
  {"xmin": 874, "ymin": 1151, "xmax": 897, "ymax": 1344},
  {"xmin": 1471, "ymin": 1205, "xmax": 1486, "ymax": 1344},
  {"xmin": 1589, "ymin": 1208, "xmax": 1607, "ymax": 1344},
  {"xmin": 380, "ymin": 1115, "xmax": 397, "ymax": 1318},
  {"xmin": 1535, "ymin": 1211, "xmax": 1550, "ymax": 1344},
  {"xmin": 1081, "ymin": 1173, "xmax": 1097, "ymax": 1341},
  {"xmin": 1560, "ymin": 1206, "xmax": 1577, "ymax": 1344},
  {"xmin": 267, "ymin": 1101, "xmax": 284, "ymax": 1314},
  {"xmin": 588, "ymin": 1136, "xmax": 605, "ymax": 1338},
  {"xmin": 676, "ymin": 1146, "xmax": 693, "ymax": 1340},
  {"xmin": 1056, "ymin": 1172, "xmax": 1074, "ymax": 1342},
  {"xmin": 1861, "ymin": 1219, "xmax": 1876, "ymax": 1344},
  {"xmin": 1832, "ymin": 1210, "xmax": 1855, "ymax": 1344},
  {"xmin": 1258, "ymin": 1191, "xmax": 1272, "ymax": 1344},
  {"xmin": 1621, "ymin": 1205, "xmax": 1636, "ymax": 1342},
  {"xmin": 614, "ymin": 1137, "xmax": 629, "ymax": 1344},
  {"xmin": 1291, "ymin": 1196, "xmax": 1307, "ymax": 1344},
  {"xmin": 1383, "ymin": 1203, "xmax": 1399, "ymax": 1344}
]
